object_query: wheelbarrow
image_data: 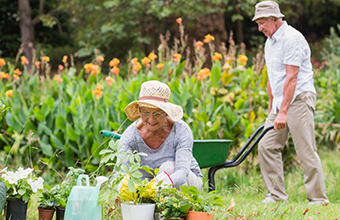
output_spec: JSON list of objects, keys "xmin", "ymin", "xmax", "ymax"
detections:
[{"xmin": 100, "ymin": 125, "xmax": 274, "ymax": 191}]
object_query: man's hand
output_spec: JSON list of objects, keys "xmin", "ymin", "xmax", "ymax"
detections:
[{"xmin": 274, "ymin": 112, "xmax": 287, "ymax": 130}]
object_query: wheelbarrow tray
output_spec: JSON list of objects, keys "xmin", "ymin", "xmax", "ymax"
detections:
[{"xmin": 193, "ymin": 140, "xmax": 231, "ymax": 169}]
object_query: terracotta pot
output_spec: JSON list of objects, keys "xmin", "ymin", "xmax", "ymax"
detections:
[
  {"xmin": 186, "ymin": 211, "xmax": 213, "ymax": 220},
  {"xmin": 38, "ymin": 207, "xmax": 55, "ymax": 220}
]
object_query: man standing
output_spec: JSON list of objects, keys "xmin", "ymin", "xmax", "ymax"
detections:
[{"xmin": 252, "ymin": 1, "xmax": 329, "ymax": 204}]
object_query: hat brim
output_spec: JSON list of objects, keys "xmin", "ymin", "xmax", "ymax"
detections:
[
  {"xmin": 124, "ymin": 100, "xmax": 183, "ymax": 122},
  {"xmin": 252, "ymin": 13, "xmax": 284, "ymax": 21}
]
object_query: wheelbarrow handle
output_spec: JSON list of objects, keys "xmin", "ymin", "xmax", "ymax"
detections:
[{"xmin": 99, "ymin": 130, "xmax": 121, "ymax": 139}]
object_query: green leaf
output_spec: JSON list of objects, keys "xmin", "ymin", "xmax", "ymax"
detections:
[
  {"xmin": 66, "ymin": 125, "xmax": 78, "ymax": 141},
  {"xmin": 56, "ymin": 116, "xmax": 66, "ymax": 130},
  {"xmin": 0, "ymin": 181, "xmax": 6, "ymax": 213},
  {"xmin": 50, "ymin": 134, "xmax": 64, "ymax": 150}
]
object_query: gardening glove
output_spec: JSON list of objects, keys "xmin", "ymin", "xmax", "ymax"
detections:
[
  {"xmin": 154, "ymin": 171, "xmax": 174, "ymax": 189},
  {"xmin": 119, "ymin": 175, "xmax": 137, "ymax": 202}
]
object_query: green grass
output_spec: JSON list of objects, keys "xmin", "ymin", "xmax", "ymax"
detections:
[{"xmin": 1, "ymin": 150, "xmax": 339, "ymax": 219}]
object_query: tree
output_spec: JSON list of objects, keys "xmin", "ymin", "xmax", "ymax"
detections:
[{"xmin": 18, "ymin": 0, "xmax": 62, "ymax": 71}]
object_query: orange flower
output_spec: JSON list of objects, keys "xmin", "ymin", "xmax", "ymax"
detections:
[
  {"xmin": 238, "ymin": 55, "xmax": 248, "ymax": 66},
  {"xmin": 59, "ymin": 65, "xmax": 64, "ymax": 71},
  {"xmin": 105, "ymin": 76, "xmax": 115, "ymax": 87},
  {"xmin": 109, "ymin": 58, "xmax": 120, "ymax": 67},
  {"xmin": 41, "ymin": 56, "xmax": 50, "ymax": 62},
  {"xmin": 168, "ymin": 68, "xmax": 173, "ymax": 74},
  {"xmin": 55, "ymin": 74, "xmax": 63, "ymax": 83},
  {"xmin": 21, "ymin": 56, "xmax": 29, "ymax": 65},
  {"xmin": 13, "ymin": 68, "xmax": 22, "ymax": 75},
  {"xmin": 133, "ymin": 62, "xmax": 142, "ymax": 73},
  {"xmin": 84, "ymin": 63, "xmax": 99, "ymax": 75},
  {"xmin": 142, "ymin": 57, "xmax": 151, "ymax": 67},
  {"xmin": 148, "ymin": 53, "xmax": 157, "ymax": 61},
  {"xmin": 0, "ymin": 58, "xmax": 5, "ymax": 68},
  {"xmin": 176, "ymin": 17, "xmax": 182, "ymax": 24},
  {"xmin": 131, "ymin": 58, "xmax": 138, "ymax": 64},
  {"xmin": 203, "ymin": 34, "xmax": 215, "ymax": 43},
  {"xmin": 173, "ymin": 53, "xmax": 182, "ymax": 63},
  {"xmin": 13, "ymin": 74, "xmax": 19, "ymax": 80},
  {"xmin": 96, "ymin": 55, "xmax": 104, "ymax": 63},
  {"xmin": 95, "ymin": 83, "xmax": 104, "ymax": 90},
  {"xmin": 197, "ymin": 68, "xmax": 211, "ymax": 80},
  {"xmin": 35, "ymin": 61, "xmax": 41, "ymax": 69},
  {"xmin": 195, "ymin": 41, "xmax": 204, "ymax": 50},
  {"xmin": 62, "ymin": 55, "xmax": 68, "ymax": 63},
  {"xmin": 5, "ymin": 90, "xmax": 13, "ymax": 98},
  {"xmin": 0, "ymin": 72, "xmax": 10, "ymax": 79},
  {"xmin": 156, "ymin": 63, "xmax": 164, "ymax": 69},
  {"xmin": 92, "ymin": 89, "xmax": 103, "ymax": 99},
  {"xmin": 212, "ymin": 52, "xmax": 223, "ymax": 61},
  {"xmin": 110, "ymin": 66, "xmax": 120, "ymax": 76}
]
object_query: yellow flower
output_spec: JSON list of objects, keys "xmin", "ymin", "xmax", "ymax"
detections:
[
  {"xmin": 142, "ymin": 57, "xmax": 151, "ymax": 67},
  {"xmin": 212, "ymin": 52, "xmax": 223, "ymax": 61},
  {"xmin": 110, "ymin": 66, "xmax": 120, "ymax": 76},
  {"xmin": 13, "ymin": 74, "xmax": 19, "ymax": 80},
  {"xmin": 0, "ymin": 58, "xmax": 6, "ymax": 68},
  {"xmin": 238, "ymin": 55, "xmax": 248, "ymax": 66},
  {"xmin": 195, "ymin": 41, "xmax": 204, "ymax": 50},
  {"xmin": 105, "ymin": 76, "xmax": 115, "ymax": 87},
  {"xmin": 148, "ymin": 53, "xmax": 157, "ymax": 61},
  {"xmin": 41, "ymin": 56, "xmax": 50, "ymax": 62},
  {"xmin": 0, "ymin": 72, "xmax": 10, "ymax": 79},
  {"xmin": 5, "ymin": 90, "xmax": 13, "ymax": 98},
  {"xmin": 13, "ymin": 69, "xmax": 22, "ymax": 75},
  {"xmin": 62, "ymin": 55, "xmax": 68, "ymax": 63},
  {"xmin": 21, "ymin": 56, "xmax": 29, "ymax": 65},
  {"xmin": 156, "ymin": 63, "xmax": 164, "ymax": 69},
  {"xmin": 176, "ymin": 17, "xmax": 182, "ymax": 24},
  {"xmin": 203, "ymin": 34, "xmax": 215, "ymax": 43},
  {"xmin": 109, "ymin": 58, "xmax": 120, "ymax": 67},
  {"xmin": 173, "ymin": 53, "xmax": 181, "ymax": 63}
]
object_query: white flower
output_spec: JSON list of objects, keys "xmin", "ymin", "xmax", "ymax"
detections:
[
  {"xmin": 30, "ymin": 177, "xmax": 44, "ymax": 193},
  {"xmin": 16, "ymin": 167, "xmax": 33, "ymax": 179},
  {"xmin": 3, "ymin": 171, "xmax": 19, "ymax": 185},
  {"xmin": 13, "ymin": 188, "xmax": 17, "ymax": 195},
  {"xmin": 96, "ymin": 176, "xmax": 108, "ymax": 187}
]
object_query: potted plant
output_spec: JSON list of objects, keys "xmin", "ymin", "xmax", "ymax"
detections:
[
  {"xmin": 100, "ymin": 139, "xmax": 157, "ymax": 220},
  {"xmin": 53, "ymin": 167, "xmax": 85, "ymax": 220},
  {"xmin": 155, "ymin": 187, "xmax": 191, "ymax": 220},
  {"xmin": 0, "ymin": 167, "xmax": 44, "ymax": 220},
  {"xmin": 38, "ymin": 185, "xmax": 58, "ymax": 220},
  {"xmin": 181, "ymin": 185, "xmax": 224, "ymax": 220}
]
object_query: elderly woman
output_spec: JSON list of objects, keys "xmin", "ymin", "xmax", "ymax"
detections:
[{"xmin": 118, "ymin": 80, "xmax": 203, "ymax": 190}]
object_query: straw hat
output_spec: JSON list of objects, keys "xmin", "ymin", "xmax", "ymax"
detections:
[
  {"xmin": 252, "ymin": 1, "xmax": 285, "ymax": 21},
  {"xmin": 124, "ymin": 80, "xmax": 183, "ymax": 122}
]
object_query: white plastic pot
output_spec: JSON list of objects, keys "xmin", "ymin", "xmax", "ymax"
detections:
[{"xmin": 121, "ymin": 203, "xmax": 155, "ymax": 220}]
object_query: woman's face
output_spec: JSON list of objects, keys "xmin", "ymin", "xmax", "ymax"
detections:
[{"xmin": 139, "ymin": 107, "xmax": 166, "ymax": 131}]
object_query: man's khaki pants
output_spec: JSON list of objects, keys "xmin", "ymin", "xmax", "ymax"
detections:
[{"xmin": 258, "ymin": 92, "xmax": 328, "ymax": 202}]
